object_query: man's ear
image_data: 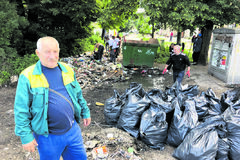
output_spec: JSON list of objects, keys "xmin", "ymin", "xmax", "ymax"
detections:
[{"xmin": 35, "ymin": 49, "xmax": 40, "ymax": 57}]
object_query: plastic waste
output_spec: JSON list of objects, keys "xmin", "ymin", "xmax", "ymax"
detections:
[
  {"xmin": 173, "ymin": 116, "xmax": 225, "ymax": 160},
  {"xmin": 117, "ymin": 93, "xmax": 151, "ymax": 138},
  {"xmin": 139, "ymin": 104, "xmax": 168, "ymax": 150},
  {"xmin": 223, "ymin": 105, "xmax": 240, "ymax": 160},
  {"xmin": 167, "ymin": 97, "xmax": 198, "ymax": 147},
  {"xmin": 96, "ymin": 102, "xmax": 104, "ymax": 106},
  {"xmin": 221, "ymin": 88, "xmax": 240, "ymax": 112},
  {"xmin": 104, "ymin": 90, "xmax": 124, "ymax": 125}
]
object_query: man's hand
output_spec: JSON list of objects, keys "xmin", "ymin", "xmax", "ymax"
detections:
[
  {"xmin": 162, "ymin": 68, "xmax": 167, "ymax": 74},
  {"xmin": 22, "ymin": 139, "xmax": 38, "ymax": 152},
  {"xmin": 83, "ymin": 118, "xmax": 91, "ymax": 127},
  {"xmin": 186, "ymin": 70, "xmax": 190, "ymax": 78}
]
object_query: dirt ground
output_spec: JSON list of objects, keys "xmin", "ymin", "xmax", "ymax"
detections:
[{"xmin": 0, "ymin": 61, "xmax": 233, "ymax": 160}]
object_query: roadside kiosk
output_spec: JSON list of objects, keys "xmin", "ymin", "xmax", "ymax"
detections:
[{"xmin": 208, "ymin": 28, "xmax": 240, "ymax": 84}]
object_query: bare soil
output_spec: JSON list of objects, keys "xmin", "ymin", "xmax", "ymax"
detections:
[{"xmin": 0, "ymin": 64, "xmax": 231, "ymax": 160}]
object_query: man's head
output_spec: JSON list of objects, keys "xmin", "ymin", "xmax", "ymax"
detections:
[
  {"xmin": 174, "ymin": 44, "xmax": 181, "ymax": 55},
  {"xmin": 36, "ymin": 36, "xmax": 60, "ymax": 68}
]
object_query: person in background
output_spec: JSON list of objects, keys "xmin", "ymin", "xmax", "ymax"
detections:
[
  {"xmin": 14, "ymin": 36, "xmax": 91, "ymax": 160},
  {"xmin": 162, "ymin": 44, "xmax": 191, "ymax": 84},
  {"xmin": 192, "ymin": 33, "xmax": 202, "ymax": 65},
  {"xmin": 93, "ymin": 43, "xmax": 104, "ymax": 62},
  {"xmin": 109, "ymin": 36, "xmax": 118, "ymax": 63},
  {"xmin": 104, "ymin": 35, "xmax": 109, "ymax": 53},
  {"xmin": 170, "ymin": 31, "xmax": 173, "ymax": 41},
  {"xmin": 116, "ymin": 35, "xmax": 122, "ymax": 55},
  {"xmin": 166, "ymin": 43, "xmax": 175, "ymax": 72},
  {"xmin": 181, "ymin": 42, "xmax": 185, "ymax": 52},
  {"xmin": 169, "ymin": 43, "xmax": 174, "ymax": 54},
  {"xmin": 114, "ymin": 35, "xmax": 120, "ymax": 59}
]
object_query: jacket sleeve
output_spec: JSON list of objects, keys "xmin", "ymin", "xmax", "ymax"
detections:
[
  {"xmin": 74, "ymin": 73, "xmax": 90, "ymax": 119},
  {"xmin": 14, "ymin": 75, "xmax": 35, "ymax": 144}
]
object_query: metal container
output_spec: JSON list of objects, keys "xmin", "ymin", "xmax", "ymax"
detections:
[{"xmin": 208, "ymin": 28, "xmax": 240, "ymax": 84}]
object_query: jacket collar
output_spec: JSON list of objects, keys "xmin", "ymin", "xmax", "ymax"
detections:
[{"xmin": 32, "ymin": 60, "xmax": 68, "ymax": 75}]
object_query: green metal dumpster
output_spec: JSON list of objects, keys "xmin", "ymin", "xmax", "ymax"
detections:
[{"xmin": 122, "ymin": 39, "xmax": 159, "ymax": 67}]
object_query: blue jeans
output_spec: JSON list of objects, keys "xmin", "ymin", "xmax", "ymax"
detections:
[
  {"xmin": 34, "ymin": 121, "xmax": 87, "ymax": 160},
  {"xmin": 173, "ymin": 70, "xmax": 185, "ymax": 84}
]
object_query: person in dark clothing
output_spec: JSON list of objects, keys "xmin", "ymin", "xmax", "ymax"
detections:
[
  {"xmin": 162, "ymin": 44, "xmax": 191, "ymax": 84},
  {"xmin": 167, "ymin": 43, "xmax": 175, "ymax": 71},
  {"xmin": 93, "ymin": 43, "xmax": 104, "ymax": 62},
  {"xmin": 169, "ymin": 43, "xmax": 174, "ymax": 53},
  {"xmin": 192, "ymin": 33, "xmax": 202, "ymax": 65}
]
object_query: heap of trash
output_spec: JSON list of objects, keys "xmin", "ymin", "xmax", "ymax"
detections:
[
  {"xmin": 60, "ymin": 53, "xmax": 129, "ymax": 90},
  {"xmin": 104, "ymin": 82, "xmax": 240, "ymax": 160},
  {"xmin": 60, "ymin": 53, "xmax": 162, "ymax": 90}
]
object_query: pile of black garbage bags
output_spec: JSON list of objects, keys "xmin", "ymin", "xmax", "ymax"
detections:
[{"xmin": 104, "ymin": 82, "xmax": 240, "ymax": 160}]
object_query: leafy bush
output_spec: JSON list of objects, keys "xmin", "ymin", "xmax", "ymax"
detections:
[
  {"xmin": 0, "ymin": 54, "xmax": 38, "ymax": 85},
  {"xmin": 155, "ymin": 40, "xmax": 193, "ymax": 63},
  {"xmin": 10, "ymin": 54, "xmax": 39, "ymax": 75},
  {"xmin": 0, "ymin": 71, "xmax": 11, "ymax": 86},
  {"xmin": 76, "ymin": 34, "xmax": 104, "ymax": 54}
]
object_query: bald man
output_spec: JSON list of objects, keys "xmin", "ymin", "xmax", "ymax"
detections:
[
  {"xmin": 162, "ymin": 44, "xmax": 191, "ymax": 84},
  {"xmin": 14, "ymin": 36, "xmax": 91, "ymax": 160}
]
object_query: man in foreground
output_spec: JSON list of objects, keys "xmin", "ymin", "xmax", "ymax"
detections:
[
  {"xmin": 162, "ymin": 44, "xmax": 191, "ymax": 84},
  {"xmin": 14, "ymin": 36, "xmax": 91, "ymax": 160}
]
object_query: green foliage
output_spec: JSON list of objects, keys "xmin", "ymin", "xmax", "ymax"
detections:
[
  {"xmin": 0, "ymin": 54, "xmax": 38, "ymax": 85},
  {"xmin": 10, "ymin": 54, "xmax": 39, "ymax": 76},
  {"xmin": 0, "ymin": 71, "xmax": 11, "ymax": 86},
  {"xmin": 76, "ymin": 34, "xmax": 104, "ymax": 54},
  {"xmin": 97, "ymin": 0, "xmax": 140, "ymax": 31},
  {"xmin": 136, "ymin": 14, "xmax": 152, "ymax": 34},
  {"xmin": 14, "ymin": 0, "xmax": 99, "ymax": 57},
  {"xmin": 0, "ymin": 0, "xmax": 27, "ymax": 71}
]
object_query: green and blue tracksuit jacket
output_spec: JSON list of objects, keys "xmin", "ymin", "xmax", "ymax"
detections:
[{"xmin": 14, "ymin": 60, "xmax": 90, "ymax": 144}]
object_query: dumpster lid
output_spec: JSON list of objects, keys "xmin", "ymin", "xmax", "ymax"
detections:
[{"xmin": 124, "ymin": 38, "xmax": 159, "ymax": 46}]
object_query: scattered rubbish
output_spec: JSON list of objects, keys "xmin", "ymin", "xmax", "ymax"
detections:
[
  {"xmin": 85, "ymin": 140, "xmax": 99, "ymax": 149},
  {"xmin": 92, "ymin": 146, "xmax": 108, "ymax": 159},
  {"xmin": 95, "ymin": 102, "xmax": 104, "ymax": 106}
]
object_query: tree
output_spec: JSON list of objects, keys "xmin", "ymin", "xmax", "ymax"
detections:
[
  {"xmin": 96, "ymin": 0, "xmax": 140, "ymax": 39},
  {"xmin": 13, "ymin": 0, "xmax": 99, "ymax": 57},
  {"xmin": 193, "ymin": 0, "xmax": 240, "ymax": 65},
  {"xmin": 0, "ymin": 0, "xmax": 28, "ymax": 70},
  {"xmin": 142, "ymin": 0, "xmax": 240, "ymax": 65}
]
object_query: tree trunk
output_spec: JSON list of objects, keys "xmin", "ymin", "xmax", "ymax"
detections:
[
  {"xmin": 101, "ymin": 28, "xmax": 105, "ymax": 40},
  {"xmin": 151, "ymin": 22, "xmax": 155, "ymax": 38},
  {"xmin": 177, "ymin": 31, "xmax": 181, "ymax": 44},
  {"xmin": 198, "ymin": 20, "xmax": 214, "ymax": 66}
]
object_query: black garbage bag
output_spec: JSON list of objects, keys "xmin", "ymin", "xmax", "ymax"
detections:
[
  {"xmin": 204, "ymin": 88, "xmax": 222, "ymax": 116},
  {"xmin": 125, "ymin": 82, "xmax": 146, "ymax": 98},
  {"xmin": 223, "ymin": 105, "xmax": 240, "ymax": 160},
  {"xmin": 147, "ymin": 89, "xmax": 174, "ymax": 113},
  {"xmin": 194, "ymin": 89, "xmax": 222, "ymax": 121},
  {"xmin": 165, "ymin": 81, "xmax": 199, "ymax": 98},
  {"xmin": 173, "ymin": 116, "xmax": 225, "ymax": 160},
  {"xmin": 180, "ymin": 84, "xmax": 199, "ymax": 97},
  {"xmin": 147, "ymin": 89, "xmax": 168, "ymax": 102},
  {"xmin": 104, "ymin": 90, "xmax": 124, "ymax": 125},
  {"xmin": 221, "ymin": 88, "xmax": 240, "ymax": 112},
  {"xmin": 165, "ymin": 81, "xmax": 181, "ymax": 98},
  {"xmin": 216, "ymin": 138, "xmax": 230, "ymax": 160},
  {"xmin": 193, "ymin": 92, "xmax": 209, "ymax": 121},
  {"xmin": 139, "ymin": 104, "xmax": 168, "ymax": 150},
  {"xmin": 117, "ymin": 93, "xmax": 151, "ymax": 138},
  {"xmin": 167, "ymin": 97, "xmax": 198, "ymax": 147}
]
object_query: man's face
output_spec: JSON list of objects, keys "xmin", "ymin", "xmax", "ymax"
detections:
[
  {"xmin": 174, "ymin": 45, "xmax": 181, "ymax": 54},
  {"xmin": 36, "ymin": 38, "xmax": 59, "ymax": 68}
]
